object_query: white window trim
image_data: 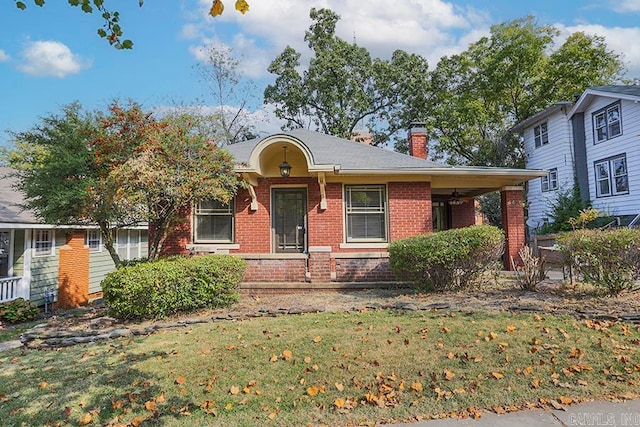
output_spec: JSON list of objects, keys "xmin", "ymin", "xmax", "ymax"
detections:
[
  {"xmin": 86, "ymin": 229, "xmax": 102, "ymax": 252},
  {"xmin": 533, "ymin": 122, "xmax": 549, "ymax": 148},
  {"xmin": 541, "ymin": 168, "xmax": 558, "ymax": 193},
  {"xmin": 344, "ymin": 184, "xmax": 388, "ymax": 243},
  {"xmin": 593, "ymin": 102, "xmax": 622, "ymax": 144},
  {"xmin": 33, "ymin": 229, "xmax": 54, "ymax": 257},
  {"xmin": 115, "ymin": 229, "xmax": 145, "ymax": 260},
  {"xmin": 594, "ymin": 155, "xmax": 629, "ymax": 198},
  {"xmin": 193, "ymin": 199, "xmax": 234, "ymax": 244}
]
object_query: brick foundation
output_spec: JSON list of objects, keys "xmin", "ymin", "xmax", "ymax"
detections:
[
  {"xmin": 241, "ymin": 257, "xmax": 307, "ymax": 282},
  {"xmin": 333, "ymin": 256, "xmax": 394, "ymax": 282}
]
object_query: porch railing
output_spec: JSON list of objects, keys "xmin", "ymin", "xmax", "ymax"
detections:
[{"xmin": 0, "ymin": 276, "xmax": 28, "ymax": 303}]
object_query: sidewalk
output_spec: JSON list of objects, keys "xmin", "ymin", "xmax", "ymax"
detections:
[{"xmin": 391, "ymin": 399, "xmax": 640, "ymax": 426}]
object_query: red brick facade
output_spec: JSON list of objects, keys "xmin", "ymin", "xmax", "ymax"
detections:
[
  {"xmin": 57, "ymin": 230, "xmax": 89, "ymax": 308},
  {"xmin": 450, "ymin": 200, "xmax": 476, "ymax": 229},
  {"xmin": 501, "ymin": 188, "xmax": 525, "ymax": 270}
]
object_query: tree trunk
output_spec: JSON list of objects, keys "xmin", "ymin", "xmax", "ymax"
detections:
[{"xmin": 99, "ymin": 220, "xmax": 121, "ymax": 268}]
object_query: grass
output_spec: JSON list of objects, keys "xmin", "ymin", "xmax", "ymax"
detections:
[{"xmin": 1, "ymin": 309, "xmax": 639, "ymax": 426}]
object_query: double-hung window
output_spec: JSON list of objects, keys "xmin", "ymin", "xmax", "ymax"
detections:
[
  {"xmin": 595, "ymin": 155, "xmax": 628, "ymax": 197},
  {"xmin": 34, "ymin": 229, "xmax": 54, "ymax": 256},
  {"xmin": 534, "ymin": 122, "xmax": 549, "ymax": 148},
  {"xmin": 194, "ymin": 199, "xmax": 234, "ymax": 243},
  {"xmin": 541, "ymin": 168, "xmax": 558, "ymax": 192},
  {"xmin": 593, "ymin": 103, "xmax": 622, "ymax": 143},
  {"xmin": 345, "ymin": 185, "xmax": 387, "ymax": 242},
  {"xmin": 86, "ymin": 229, "xmax": 102, "ymax": 252}
]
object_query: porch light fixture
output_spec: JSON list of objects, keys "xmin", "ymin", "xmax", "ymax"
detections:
[
  {"xmin": 279, "ymin": 146, "xmax": 292, "ymax": 178},
  {"xmin": 449, "ymin": 189, "xmax": 464, "ymax": 206}
]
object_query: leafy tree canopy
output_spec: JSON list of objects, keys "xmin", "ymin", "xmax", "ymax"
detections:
[
  {"xmin": 14, "ymin": 0, "xmax": 249, "ymax": 49},
  {"xmin": 264, "ymin": 8, "xmax": 430, "ymax": 146},
  {"xmin": 422, "ymin": 16, "xmax": 625, "ymax": 167},
  {"xmin": 6, "ymin": 101, "xmax": 241, "ymax": 265}
]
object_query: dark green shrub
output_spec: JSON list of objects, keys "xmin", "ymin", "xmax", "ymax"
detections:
[
  {"xmin": 102, "ymin": 255, "xmax": 246, "ymax": 320},
  {"xmin": 557, "ymin": 229, "xmax": 640, "ymax": 295},
  {"xmin": 538, "ymin": 185, "xmax": 590, "ymax": 234},
  {"xmin": 0, "ymin": 298, "xmax": 39, "ymax": 323},
  {"xmin": 389, "ymin": 225, "xmax": 504, "ymax": 291}
]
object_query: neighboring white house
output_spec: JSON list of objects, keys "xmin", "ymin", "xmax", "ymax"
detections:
[{"xmin": 511, "ymin": 85, "xmax": 640, "ymax": 231}]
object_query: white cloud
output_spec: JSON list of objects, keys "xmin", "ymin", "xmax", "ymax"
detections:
[
  {"xmin": 187, "ymin": 0, "xmax": 491, "ymax": 77},
  {"xmin": 558, "ymin": 24, "xmax": 640, "ymax": 77},
  {"xmin": 0, "ymin": 49, "xmax": 9, "ymax": 62},
  {"xmin": 19, "ymin": 40, "xmax": 89, "ymax": 78},
  {"xmin": 611, "ymin": 0, "xmax": 640, "ymax": 12}
]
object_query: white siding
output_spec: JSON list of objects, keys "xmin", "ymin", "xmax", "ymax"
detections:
[
  {"xmin": 524, "ymin": 107, "xmax": 574, "ymax": 227},
  {"xmin": 584, "ymin": 98, "xmax": 640, "ymax": 216}
]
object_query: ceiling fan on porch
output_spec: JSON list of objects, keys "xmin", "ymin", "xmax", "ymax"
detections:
[{"xmin": 448, "ymin": 189, "xmax": 467, "ymax": 206}]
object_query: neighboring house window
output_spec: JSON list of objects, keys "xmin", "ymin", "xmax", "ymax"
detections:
[
  {"xmin": 115, "ymin": 229, "xmax": 146, "ymax": 260},
  {"xmin": 34, "ymin": 229, "xmax": 54, "ymax": 256},
  {"xmin": 345, "ymin": 185, "xmax": 387, "ymax": 242},
  {"xmin": 541, "ymin": 168, "xmax": 558, "ymax": 192},
  {"xmin": 194, "ymin": 199, "xmax": 234, "ymax": 243},
  {"xmin": 534, "ymin": 122, "xmax": 549, "ymax": 148},
  {"xmin": 86, "ymin": 229, "xmax": 102, "ymax": 252},
  {"xmin": 595, "ymin": 155, "xmax": 628, "ymax": 197},
  {"xmin": 593, "ymin": 102, "xmax": 622, "ymax": 143}
]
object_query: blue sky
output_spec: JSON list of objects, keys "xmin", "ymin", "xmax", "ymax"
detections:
[{"xmin": 2, "ymin": 0, "xmax": 640, "ymax": 147}]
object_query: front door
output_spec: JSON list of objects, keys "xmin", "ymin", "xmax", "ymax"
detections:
[
  {"xmin": 0, "ymin": 231, "xmax": 10, "ymax": 277},
  {"xmin": 272, "ymin": 189, "xmax": 307, "ymax": 253}
]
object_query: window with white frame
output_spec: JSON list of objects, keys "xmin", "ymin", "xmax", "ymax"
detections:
[
  {"xmin": 115, "ymin": 229, "xmax": 146, "ymax": 260},
  {"xmin": 34, "ymin": 229, "xmax": 54, "ymax": 256},
  {"xmin": 86, "ymin": 229, "xmax": 102, "ymax": 252},
  {"xmin": 345, "ymin": 185, "xmax": 387, "ymax": 242},
  {"xmin": 541, "ymin": 168, "xmax": 558, "ymax": 192},
  {"xmin": 534, "ymin": 122, "xmax": 549, "ymax": 148},
  {"xmin": 194, "ymin": 199, "xmax": 234, "ymax": 243},
  {"xmin": 595, "ymin": 155, "xmax": 628, "ymax": 197},
  {"xmin": 593, "ymin": 102, "xmax": 622, "ymax": 143}
]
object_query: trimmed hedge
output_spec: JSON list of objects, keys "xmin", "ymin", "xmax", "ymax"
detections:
[
  {"xmin": 102, "ymin": 255, "xmax": 246, "ymax": 320},
  {"xmin": 389, "ymin": 225, "xmax": 504, "ymax": 291},
  {"xmin": 557, "ymin": 229, "xmax": 640, "ymax": 295}
]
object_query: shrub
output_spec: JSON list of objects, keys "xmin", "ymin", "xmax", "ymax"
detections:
[
  {"xmin": 102, "ymin": 255, "xmax": 246, "ymax": 320},
  {"xmin": 557, "ymin": 229, "xmax": 640, "ymax": 295},
  {"xmin": 538, "ymin": 185, "xmax": 589, "ymax": 234},
  {"xmin": 512, "ymin": 246, "xmax": 546, "ymax": 291},
  {"xmin": 0, "ymin": 298, "xmax": 39, "ymax": 323},
  {"xmin": 389, "ymin": 225, "xmax": 504, "ymax": 291}
]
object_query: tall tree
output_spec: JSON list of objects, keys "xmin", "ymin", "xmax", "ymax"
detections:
[
  {"xmin": 193, "ymin": 45, "xmax": 257, "ymax": 145},
  {"xmin": 7, "ymin": 101, "xmax": 241, "ymax": 265},
  {"xmin": 424, "ymin": 17, "xmax": 625, "ymax": 167},
  {"xmin": 264, "ymin": 7, "xmax": 430, "ymax": 146}
]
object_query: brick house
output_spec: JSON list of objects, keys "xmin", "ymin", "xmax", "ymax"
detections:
[{"xmin": 161, "ymin": 125, "xmax": 545, "ymax": 283}]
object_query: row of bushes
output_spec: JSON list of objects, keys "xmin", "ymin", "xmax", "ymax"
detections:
[
  {"xmin": 390, "ymin": 225, "xmax": 504, "ymax": 291},
  {"xmin": 0, "ymin": 298, "xmax": 39, "ymax": 323},
  {"xmin": 102, "ymin": 255, "xmax": 246, "ymax": 320}
]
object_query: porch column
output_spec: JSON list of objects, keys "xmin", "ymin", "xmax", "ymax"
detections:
[
  {"xmin": 308, "ymin": 246, "xmax": 332, "ymax": 283},
  {"xmin": 500, "ymin": 186, "xmax": 525, "ymax": 270},
  {"xmin": 58, "ymin": 230, "xmax": 90, "ymax": 308}
]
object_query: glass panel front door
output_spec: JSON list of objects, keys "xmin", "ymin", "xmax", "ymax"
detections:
[
  {"xmin": 272, "ymin": 189, "xmax": 307, "ymax": 253},
  {"xmin": 0, "ymin": 231, "xmax": 10, "ymax": 277}
]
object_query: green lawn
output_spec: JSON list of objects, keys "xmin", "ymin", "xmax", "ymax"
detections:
[{"xmin": 1, "ymin": 309, "xmax": 638, "ymax": 426}]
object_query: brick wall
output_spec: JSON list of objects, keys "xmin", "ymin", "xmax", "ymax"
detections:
[
  {"xmin": 57, "ymin": 230, "xmax": 89, "ymax": 308},
  {"xmin": 501, "ymin": 188, "xmax": 525, "ymax": 270},
  {"xmin": 242, "ymin": 257, "xmax": 307, "ymax": 282},
  {"xmin": 388, "ymin": 181, "xmax": 432, "ymax": 240},
  {"xmin": 157, "ymin": 206, "xmax": 191, "ymax": 256},
  {"xmin": 450, "ymin": 200, "xmax": 476, "ymax": 229},
  {"xmin": 334, "ymin": 256, "xmax": 394, "ymax": 282},
  {"xmin": 308, "ymin": 182, "xmax": 343, "ymax": 250}
]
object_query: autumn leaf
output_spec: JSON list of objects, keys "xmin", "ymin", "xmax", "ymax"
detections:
[
  {"xmin": 235, "ymin": 0, "xmax": 249, "ymax": 14},
  {"xmin": 531, "ymin": 378, "xmax": 541, "ymax": 388},
  {"xmin": 230, "ymin": 385, "xmax": 240, "ymax": 395},
  {"xmin": 224, "ymin": 402, "xmax": 233, "ymax": 410},
  {"xmin": 156, "ymin": 392, "xmax": 166, "ymax": 404},
  {"xmin": 209, "ymin": 0, "xmax": 224, "ymax": 16},
  {"xmin": 307, "ymin": 386, "xmax": 320, "ymax": 396},
  {"xmin": 444, "ymin": 369, "xmax": 455, "ymax": 381},
  {"xmin": 175, "ymin": 376, "xmax": 187, "ymax": 385},
  {"xmin": 313, "ymin": 336, "xmax": 322, "ymax": 343},
  {"xmin": 131, "ymin": 416, "xmax": 146, "ymax": 427},
  {"xmin": 268, "ymin": 411, "xmax": 277, "ymax": 420},
  {"xmin": 559, "ymin": 396, "xmax": 573, "ymax": 405},
  {"xmin": 144, "ymin": 400, "xmax": 158, "ymax": 412},
  {"xmin": 410, "ymin": 381, "xmax": 424, "ymax": 392},
  {"xmin": 79, "ymin": 413, "xmax": 92, "ymax": 425},
  {"xmin": 39, "ymin": 381, "xmax": 48, "ymax": 390},
  {"xmin": 269, "ymin": 354, "xmax": 278, "ymax": 362},
  {"xmin": 304, "ymin": 356, "xmax": 312, "ymax": 363},
  {"xmin": 282, "ymin": 349, "xmax": 293, "ymax": 361},
  {"xmin": 491, "ymin": 372, "xmax": 504, "ymax": 379},
  {"xmin": 335, "ymin": 382, "xmax": 344, "ymax": 392},
  {"xmin": 334, "ymin": 398, "xmax": 345, "ymax": 408},
  {"xmin": 506, "ymin": 325, "xmax": 517, "ymax": 333}
]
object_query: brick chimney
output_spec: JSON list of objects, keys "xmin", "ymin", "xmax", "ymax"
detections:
[{"xmin": 408, "ymin": 122, "xmax": 428, "ymax": 159}]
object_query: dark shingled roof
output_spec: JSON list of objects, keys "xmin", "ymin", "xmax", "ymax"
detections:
[
  {"xmin": 589, "ymin": 85, "xmax": 640, "ymax": 97},
  {"xmin": 225, "ymin": 128, "xmax": 450, "ymax": 170},
  {"xmin": 0, "ymin": 167, "xmax": 39, "ymax": 224}
]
